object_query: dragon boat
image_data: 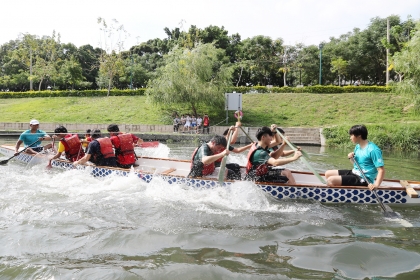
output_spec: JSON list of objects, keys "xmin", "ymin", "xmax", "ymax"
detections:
[{"xmin": 1, "ymin": 144, "xmax": 420, "ymax": 205}]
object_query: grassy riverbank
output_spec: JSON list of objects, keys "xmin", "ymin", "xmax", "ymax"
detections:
[
  {"xmin": 0, "ymin": 92, "xmax": 418, "ymax": 127},
  {"xmin": 1, "ymin": 92, "xmax": 419, "ymax": 150}
]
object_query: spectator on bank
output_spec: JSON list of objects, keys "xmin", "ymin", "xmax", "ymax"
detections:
[
  {"xmin": 180, "ymin": 115, "xmax": 186, "ymax": 132},
  {"xmin": 173, "ymin": 116, "xmax": 180, "ymax": 132},
  {"xmin": 184, "ymin": 114, "xmax": 191, "ymax": 132},
  {"xmin": 203, "ymin": 114, "xmax": 210, "ymax": 134},
  {"xmin": 191, "ymin": 115, "xmax": 197, "ymax": 131},
  {"xmin": 196, "ymin": 115, "xmax": 203, "ymax": 134}
]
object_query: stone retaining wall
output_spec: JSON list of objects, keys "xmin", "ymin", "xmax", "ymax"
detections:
[{"xmin": 0, "ymin": 122, "xmax": 325, "ymax": 146}]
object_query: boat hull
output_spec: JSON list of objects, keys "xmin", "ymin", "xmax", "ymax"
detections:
[{"xmin": 2, "ymin": 145, "xmax": 420, "ymax": 205}]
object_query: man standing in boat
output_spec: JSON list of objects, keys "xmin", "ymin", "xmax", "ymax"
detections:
[
  {"xmin": 14, "ymin": 119, "xmax": 52, "ymax": 155},
  {"xmin": 188, "ymin": 135, "xmax": 233, "ymax": 179},
  {"xmin": 325, "ymin": 124, "xmax": 385, "ymax": 191},
  {"xmin": 73, "ymin": 129, "xmax": 117, "ymax": 167},
  {"xmin": 107, "ymin": 124, "xmax": 141, "ymax": 169},
  {"xmin": 245, "ymin": 126, "xmax": 302, "ymax": 184},
  {"xmin": 48, "ymin": 126, "xmax": 85, "ymax": 165}
]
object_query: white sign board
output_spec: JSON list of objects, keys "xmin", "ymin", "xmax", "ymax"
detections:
[{"xmin": 225, "ymin": 92, "xmax": 242, "ymax": 111}]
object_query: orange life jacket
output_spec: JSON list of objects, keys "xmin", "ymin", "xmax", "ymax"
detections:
[
  {"xmin": 96, "ymin": 138, "xmax": 115, "ymax": 159},
  {"xmin": 114, "ymin": 133, "xmax": 136, "ymax": 165},
  {"xmin": 190, "ymin": 145, "xmax": 215, "ymax": 176},
  {"xmin": 60, "ymin": 134, "xmax": 85, "ymax": 162},
  {"xmin": 245, "ymin": 143, "xmax": 269, "ymax": 176}
]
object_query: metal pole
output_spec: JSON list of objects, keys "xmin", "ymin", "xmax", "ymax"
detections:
[{"xmin": 319, "ymin": 44, "xmax": 323, "ymax": 85}]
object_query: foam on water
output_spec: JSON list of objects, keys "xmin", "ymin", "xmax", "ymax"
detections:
[{"xmin": 135, "ymin": 143, "xmax": 170, "ymax": 158}]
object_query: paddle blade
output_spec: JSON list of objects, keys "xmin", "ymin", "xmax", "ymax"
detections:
[
  {"xmin": 218, "ymin": 157, "xmax": 227, "ymax": 184},
  {"xmin": 0, "ymin": 159, "xmax": 9, "ymax": 165},
  {"xmin": 381, "ymin": 204, "xmax": 399, "ymax": 218},
  {"xmin": 383, "ymin": 210, "xmax": 399, "ymax": 218}
]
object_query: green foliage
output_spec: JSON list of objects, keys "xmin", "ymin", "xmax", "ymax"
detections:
[
  {"xmin": 324, "ymin": 124, "xmax": 420, "ymax": 151},
  {"xmin": 146, "ymin": 43, "xmax": 233, "ymax": 116},
  {"xmin": 228, "ymin": 85, "xmax": 391, "ymax": 94},
  {"xmin": 0, "ymin": 89, "xmax": 146, "ymax": 98},
  {"xmin": 392, "ymin": 20, "xmax": 420, "ymax": 113},
  {"xmin": 0, "ymin": 86, "xmax": 391, "ymax": 99}
]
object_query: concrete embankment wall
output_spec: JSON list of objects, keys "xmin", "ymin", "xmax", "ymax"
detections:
[{"xmin": 0, "ymin": 122, "xmax": 325, "ymax": 146}]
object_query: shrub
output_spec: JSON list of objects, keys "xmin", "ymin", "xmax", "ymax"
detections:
[
  {"xmin": 0, "ymin": 89, "xmax": 147, "ymax": 98},
  {"xmin": 227, "ymin": 85, "xmax": 391, "ymax": 94},
  {"xmin": 323, "ymin": 124, "xmax": 420, "ymax": 151}
]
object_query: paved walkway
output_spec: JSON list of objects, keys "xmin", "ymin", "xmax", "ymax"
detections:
[{"xmin": 0, "ymin": 122, "xmax": 325, "ymax": 146}]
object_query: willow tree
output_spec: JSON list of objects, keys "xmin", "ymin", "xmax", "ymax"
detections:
[
  {"xmin": 146, "ymin": 43, "xmax": 233, "ymax": 116},
  {"xmin": 392, "ymin": 21, "xmax": 420, "ymax": 112}
]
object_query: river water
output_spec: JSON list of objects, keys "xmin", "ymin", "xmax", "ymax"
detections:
[{"xmin": 1, "ymin": 140, "xmax": 420, "ymax": 279}]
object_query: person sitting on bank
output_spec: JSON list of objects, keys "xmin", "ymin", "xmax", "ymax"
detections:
[
  {"xmin": 245, "ymin": 126, "xmax": 302, "ymax": 184},
  {"xmin": 107, "ymin": 124, "xmax": 142, "ymax": 169},
  {"xmin": 73, "ymin": 129, "xmax": 117, "ymax": 167},
  {"xmin": 189, "ymin": 135, "xmax": 237, "ymax": 179},
  {"xmin": 48, "ymin": 126, "xmax": 85, "ymax": 165},
  {"xmin": 14, "ymin": 119, "xmax": 52, "ymax": 156}
]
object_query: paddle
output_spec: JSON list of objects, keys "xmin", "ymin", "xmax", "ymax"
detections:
[
  {"xmin": 351, "ymin": 158, "xmax": 398, "ymax": 218},
  {"xmin": 0, "ymin": 139, "xmax": 40, "ymax": 165},
  {"xmin": 234, "ymin": 110, "xmax": 254, "ymax": 143},
  {"xmin": 276, "ymin": 128, "xmax": 327, "ymax": 184},
  {"xmin": 218, "ymin": 130, "xmax": 234, "ymax": 185}
]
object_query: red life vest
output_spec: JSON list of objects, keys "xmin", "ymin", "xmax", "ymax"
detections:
[
  {"xmin": 203, "ymin": 116, "xmax": 209, "ymax": 126},
  {"xmin": 190, "ymin": 146, "xmax": 215, "ymax": 176},
  {"xmin": 96, "ymin": 138, "xmax": 115, "ymax": 159},
  {"xmin": 60, "ymin": 134, "xmax": 85, "ymax": 162},
  {"xmin": 245, "ymin": 143, "xmax": 269, "ymax": 176},
  {"xmin": 114, "ymin": 133, "xmax": 136, "ymax": 165}
]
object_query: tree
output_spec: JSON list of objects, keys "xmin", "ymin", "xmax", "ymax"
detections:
[
  {"xmin": 392, "ymin": 21, "xmax": 420, "ymax": 112},
  {"xmin": 331, "ymin": 57, "xmax": 348, "ymax": 86},
  {"xmin": 118, "ymin": 54, "xmax": 150, "ymax": 89},
  {"xmin": 59, "ymin": 56, "xmax": 85, "ymax": 89},
  {"xmin": 77, "ymin": 44, "xmax": 102, "ymax": 89},
  {"xmin": 146, "ymin": 43, "xmax": 233, "ymax": 116},
  {"xmin": 12, "ymin": 34, "xmax": 39, "ymax": 90},
  {"xmin": 97, "ymin": 17, "xmax": 128, "ymax": 95}
]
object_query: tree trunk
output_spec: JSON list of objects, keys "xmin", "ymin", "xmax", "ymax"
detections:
[
  {"xmin": 283, "ymin": 70, "xmax": 287, "ymax": 87},
  {"xmin": 236, "ymin": 66, "xmax": 243, "ymax": 87},
  {"xmin": 38, "ymin": 78, "xmax": 43, "ymax": 91},
  {"xmin": 30, "ymin": 51, "xmax": 33, "ymax": 91},
  {"xmin": 107, "ymin": 73, "xmax": 113, "ymax": 97}
]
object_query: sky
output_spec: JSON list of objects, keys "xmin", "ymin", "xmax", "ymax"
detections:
[{"xmin": 2, "ymin": 0, "xmax": 419, "ymax": 50}]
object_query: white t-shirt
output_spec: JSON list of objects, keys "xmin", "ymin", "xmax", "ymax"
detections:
[{"xmin": 185, "ymin": 116, "xmax": 191, "ymax": 126}]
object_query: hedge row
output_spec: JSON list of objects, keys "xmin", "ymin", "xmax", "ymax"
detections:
[
  {"xmin": 0, "ymin": 85, "xmax": 391, "ymax": 98},
  {"xmin": 0, "ymin": 89, "xmax": 147, "ymax": 98},
  {"xmin": 228, "ymin": 85, "xmax": 392, "ymax": 94}
]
